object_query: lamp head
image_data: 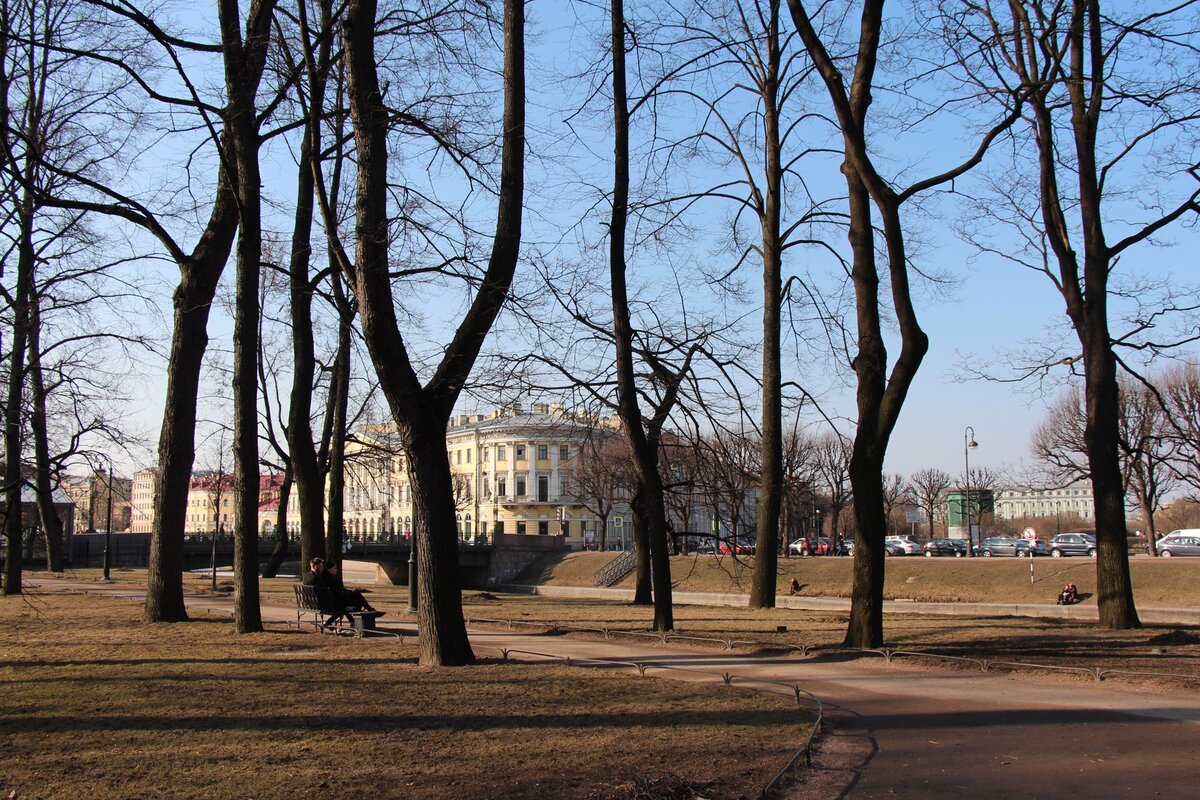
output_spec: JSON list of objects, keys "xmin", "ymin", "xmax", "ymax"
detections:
[{"xmin": 968, "ymin": 438, "xmax": 978, "ymax": 450}]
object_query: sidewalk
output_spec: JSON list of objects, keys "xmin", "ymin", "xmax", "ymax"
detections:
[
  {"xmin": 27, "ymin": 577, "xmax": 1200, "ymax": 799},
  {"xmin": 504, "ymin": 582, "xmax": 1200, "ymax": 625}
]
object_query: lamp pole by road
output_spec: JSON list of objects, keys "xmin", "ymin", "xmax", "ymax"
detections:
[
  {"xmin": 964, "ymin": 426, "xmax": 978, "ymax": 558},
  {"xmin": 93, "ymin": 454, "xmax": 115, "ymax": 581}
]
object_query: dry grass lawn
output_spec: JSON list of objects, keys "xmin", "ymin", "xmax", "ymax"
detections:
[
  {"xmin": 0, "ymin": 590, "xmax": 812, "ymax": 800},
  {"xmin": 456, "ymin": 592, "xmax": 1200, "ymax": 687},
  {"xmin": 518, "ymin": 552, "xmax": 1200, "ymax": 607}
]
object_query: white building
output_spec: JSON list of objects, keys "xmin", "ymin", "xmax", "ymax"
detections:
[
  {"xmin": 293, "ymin": 403, "xmax": 629, "ymax": 551},
  {"xmin": 993, "ymin": 481, "xmax": 1095, "ymax": 522}
]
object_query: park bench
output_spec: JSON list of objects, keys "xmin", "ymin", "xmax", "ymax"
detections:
[{"xmin": 293, "ymin": 584, "xmax": 382, "ymax": 636}]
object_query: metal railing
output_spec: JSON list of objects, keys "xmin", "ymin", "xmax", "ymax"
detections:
[{"xmin": 593, "ymin": 550, "xmax": 637, "ymax": 587}]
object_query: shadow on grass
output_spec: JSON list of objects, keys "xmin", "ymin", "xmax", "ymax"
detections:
[{"xmin": 0, "ymin": 707, "xmax": 808, "ymax": 735}]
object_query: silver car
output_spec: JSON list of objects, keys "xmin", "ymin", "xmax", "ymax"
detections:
[{"xmin": 1158, "ymin": 534, "xmax": 1200, "ymax": 557}]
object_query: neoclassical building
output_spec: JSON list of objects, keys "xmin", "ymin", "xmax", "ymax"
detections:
[
  {"xmin": 310, "ymin": 403, "xmax": 627, "ymax": 551},
  {"xmin": 993, "ymin": 481, "xmax": 1096, "ymax": 523}
]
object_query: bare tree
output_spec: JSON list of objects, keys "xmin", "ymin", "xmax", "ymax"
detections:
[
  {"xmin": 1035, "ymin": 380, "xmax": 1178, "ymax": 555},
  {"xmin": 907, "ymin": 468, "xmax": 951, "ymax": 541},
  {"xmin": 811, "ymin": 431, "xmax": 851, "ymax": 545},
  {"xmin": 881, "ymin": 472, "xmax": 909, "ymax": 536},
  {"xmin": 564, "ymin": 434, "xmax": 634, "ymax": 552},
  {"xmin": 338, "ymin": 0, "xmax": 523, "ymax": 664},
  {"xmin": 786, "ymin": 0, "xmax": 1022, "ymax": 647},
  {"xmin": 948, "ymin": 0, "xmax": 1200, "ymax": 629}
]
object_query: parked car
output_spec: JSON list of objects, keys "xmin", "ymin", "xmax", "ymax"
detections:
[
  {"xmin": 1158, "ymin": 533, "xmax": 1200, "ymax": 557},
  {"xmin": 1048, "ymin": 532, "xmax": 1097, "ymax": 558},
  {"xmin": 978, "ymin": 536, "xmax": 1031, "ymax": 557},
  {"xmin": 1027, "ymin": 539, "xmax": 1050, "ymax": 557},
  {"xmin": 923, "ymin": 538, "xmax": 967, "ymax": 557},
  {"xmin": 885, "ymin": 536, "xmax": 922, "ymax": 556},
  {"xmin": 832, "ymin": 538, "xmax": 854, "ymax": 556},
  {"xmin": 788, "ymin": 536, "xmax": 832, "ymax": 556},
  {"xmin": 718, "ymin": 539, "xmax": 755, "ymax": 555}
]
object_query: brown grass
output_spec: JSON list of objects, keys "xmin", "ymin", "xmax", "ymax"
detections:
[
  {"xmin": 518, "ymin": 552, "xmax": 1200, "ymax": 607},
  {"xmin": 0, "ymin": 590, "xmax": 811, "ymax": 800},
  {"xmin": 455, "ymin": 592, "xmax": 1200, "ymax": 688}
]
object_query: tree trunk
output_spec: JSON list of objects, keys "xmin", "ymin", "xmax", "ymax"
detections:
[
  {"xmin": 609, "ymin": 0, "xmax": 670, "ymax": 624},
  {"xmin": 26, "ymin": 291, "xmax": 65, "ymax": 572},
  {"xmin": 324, "ymin": 301, "xmax": 350, "ymax": 562},
  {"xmin": 1081, "ymin": 323, "xmax": 1139, "ymax": 627},
  {"xmin": 3, "ymin": 194, "xmax": 34, "ymax": 595},
  {"xmin": 289, "ymin": 0, "xmax": 332, "ymax": 570},
  {"xmin": 341, "ymin": 0, "xmax": 523, "ymax": 664},
  {"xmin": 846, "ymin": 450, "xmax": 886, "ymax": 648},
  {"xmin": 261, "ymin": 466, "xmax": 293, "ymax": 578},
  {"xmin": 750, "ymin": 1, "xmax": 785, "ymax": 611},
  {"xmin": 630, "ymin": 487, "xmax": 652, "ymax": 605},
  {"xmin": 220, "ymin": 0, "xmax": 276, "ymax": 634},
  {"xmin": 407, "ymin": 426, "xmax": 474, "ymax": 664}
]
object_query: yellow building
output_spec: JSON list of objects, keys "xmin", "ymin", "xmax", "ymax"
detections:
[{"xmin": 300, "ymin": 403, "xmax": 627, "ymax": 551}]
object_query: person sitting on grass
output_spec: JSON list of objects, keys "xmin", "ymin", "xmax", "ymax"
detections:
[
  {"xmin": 325, "ymin": 562, "xmax": 383, "ymax": 617},
  {"xmin": 1057, "ymin": 582, "xmax": 1079, "ymax": 606}
]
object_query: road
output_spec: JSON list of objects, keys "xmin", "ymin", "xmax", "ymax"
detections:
[{"xmin": 29, "ymin": 578, "xmax": 1200, "ymax": 799}]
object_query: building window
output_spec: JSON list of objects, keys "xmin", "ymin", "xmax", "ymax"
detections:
[
  {"xmin": 498, "ymin": 445, "xmax": 507, "ymax": 461},
  {"xmin": 497, "ymin": 478, "xmax": 506, "ymax": 497},
  {"xmin": 560, "ymin": 445, "xmax": 569, "ymax": 460},
  {"xmin": 538, "ymin": 521, "xmax": 549, "ymax": 535},
  {"xmin": 495, "ymin": 520, "xmax": 505, "ymax": 536},
  {"xmin": 516, "ymin": 476, "xmax": 526, "ymax": 496},
  {"xmin": 538, "ymin": 475, "xmax": 549, "ymax": 502},
  {"xmin": 456, "ymin": 450, "xmax": 462, "ymax": 464},
  {"xmin": 516, "ymin": 444, "xmax": 526, "ymax": 460},
  {"xmin": 466, "ymin": 450, "xmax": 472, "ymax": 464},
  {"xmin": 484, "ymin": 448, "xmax": 490, "ymax": 462},
  {"xmin": 537, "ymin": 444, "xmax": 548, "ymax": 460},
  {"xmin": 517, "ymin": 521, "xmax": 526, "ymax": 535}
]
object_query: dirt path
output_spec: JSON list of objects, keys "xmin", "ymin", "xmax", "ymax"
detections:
[{"xmin": 31, "ymin": 578, "xmax": 1200, "ymax": 799}]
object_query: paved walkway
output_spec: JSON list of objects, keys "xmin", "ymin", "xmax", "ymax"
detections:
[
  {"xmin": 29, "ymin": 578, "xmax": 1200, "ymax": 799},
  {"xmin": 504, "ymin": 582, "xmax": 1200, "ymax": 625}
]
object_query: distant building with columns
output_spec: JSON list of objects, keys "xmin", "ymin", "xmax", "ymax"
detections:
[{"xmin": 301, "ymin": 403, "xmax": 628, "ymax": 551}]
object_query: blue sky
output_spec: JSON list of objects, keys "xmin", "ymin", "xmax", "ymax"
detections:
[{"xmin": 109, "ymin": 0, "xmax": 1199, "ymax": 485}]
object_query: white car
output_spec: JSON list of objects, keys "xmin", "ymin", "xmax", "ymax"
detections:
[{"xmin": 884, "ymin": 536, "xmax": 922, "ymax": 556}]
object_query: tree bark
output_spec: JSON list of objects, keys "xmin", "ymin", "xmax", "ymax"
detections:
[
  {"xmin": 219, "ymin": 0, "xmax": 276, "ymax": 633},
  {"xmin": 750, "ymin": 0, "xmax": 785, "ymax": 611},
  {"xmin": 324, "ymin": 290, "xmax": 351, "ymax": 562},
  {"xmin": 290, "ymin": 0, "xmax": 333, "ymax": 569},
  {"xmin": 609, "ymin": 0, "xmax": 672, "ymax": 628},
  {"xmin": 341, "ymin": 0, "xmax": 524, "ymax": 664},
  {"xmin": 3, "ymin": 187, "xmax": 35, "ymax": 594},
  {"xmin": 25, "ymin": 290, "xmax": 64, "ymax": 572},
  {"xmin": 260, "ymin": 465, "xmax": 292, "ymax": 577}
]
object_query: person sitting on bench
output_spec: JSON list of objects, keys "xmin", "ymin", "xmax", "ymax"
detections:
[
  {"xmin": 325, "ymin": 562, "xmax": 383, "ymax": 617},
  {"xmin": 301, "ymin": 557, "xmax": 358, "ymax": 628}
]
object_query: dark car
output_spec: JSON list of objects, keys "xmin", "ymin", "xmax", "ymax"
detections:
[
  {"xmin": 832, "ymin": 538, "xmax": 854, "ymax": 556},
  {"xmin": 1158, "ymin": 534, "xmax": 1200, "ymax": 557},
  {"xmin": 1048, "ymin": 532, "xmax": 1097, "ymax": 558},
  {"xmin": 978, "ymin": 536, "xmax": 1031, "ymax": 557},
  {"xmin": 1028, "ymin": 539, "xmax": 1050, "ymax": 557},
  {"xmin": 923, "ymin": 538, "xmax": 967, "ymax": 557}
]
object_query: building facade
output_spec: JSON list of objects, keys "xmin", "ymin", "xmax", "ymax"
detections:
[
  {"xmin": 129, "ymin": 468, "xmax": 157, "ymax": 533},
  {"xmin": 62, "ymin": 472, "xmax": 132, "ymax": 533},
  {"xmin": 993, "ymin": 482, "xmax": 1096, "ymax": 523},
  {"xmin": 295, "ymin": 403, "xmax": 629, "ymax": 551}
]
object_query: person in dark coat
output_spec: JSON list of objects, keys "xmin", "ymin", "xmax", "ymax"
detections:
[
  {"xmin": 325, "ymin": 562, "xmax": 383, "ymax": 616},
  {"xmin": 301, "ymin": 557, "xmax": 353, "ymax": 627}
]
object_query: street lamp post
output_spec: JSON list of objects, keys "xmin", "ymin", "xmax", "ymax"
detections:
[
  {"xmin": 964, "ymin": 426, "xmax": 978, "ymax": 558},
  {"xmin": 93, "ymin": 454, "xmax": 116, "ymax": 581}
]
